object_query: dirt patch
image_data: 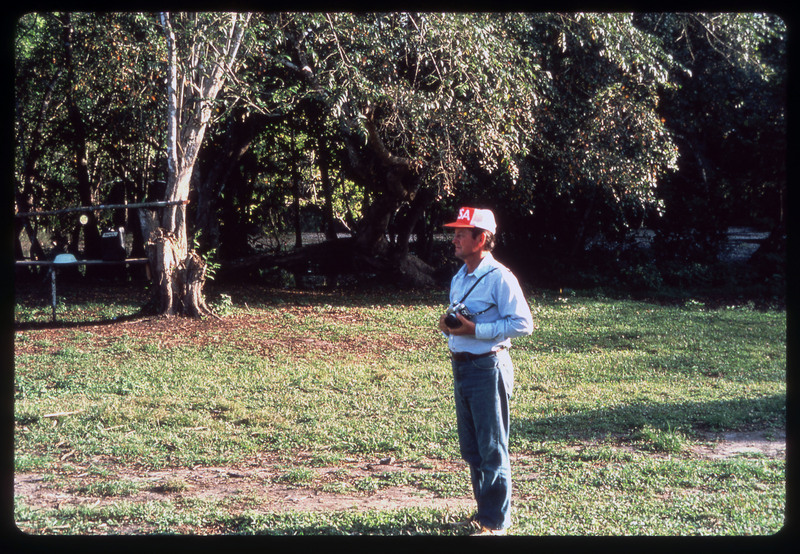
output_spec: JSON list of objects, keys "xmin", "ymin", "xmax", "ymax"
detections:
[
  {"xmin": 15, "ymin": 429, "xmax": 785, "ymax": 522},
  {"xmin": 690, "ymin": 429, "xmax": 786, "ymax": 459},
  {"xmin": 14, "ymin": 308, "xmax": 422, "ymax": 360},
  {"xmin": 14, "ymin": 454, "xmax": 475, "ymax": 516}
]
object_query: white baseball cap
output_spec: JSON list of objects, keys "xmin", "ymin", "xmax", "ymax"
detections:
[{"xmin": 443, "ymin": 207, "xmax": 497, "ymax": 235}]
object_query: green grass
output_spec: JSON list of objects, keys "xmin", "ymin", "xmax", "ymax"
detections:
[
  {"xmin": 13, "ymin": 285, "xmax": 786, "ymax": 535},
  {"xmin": 70, "ymin": 479, "xmax": 143, "ymax": 497}
]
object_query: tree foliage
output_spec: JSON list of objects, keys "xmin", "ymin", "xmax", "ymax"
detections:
[
  {"xmin": 13, "ymin": 11, "xmax": 787, "ymax": 295},
  {"xmin": 14, "ymin": 12, "xmax": 165, "ymax": 261},
  {"xmin": 480, "ymin": 13, "xmax": 682, "ymax": 261},
  {"xmin": 267, "ymin": 13, "xmax": 544, "ymax": 189},
  {"xmin": 642, "ymin": 13, "xmax": 787, "ymax": 233}
]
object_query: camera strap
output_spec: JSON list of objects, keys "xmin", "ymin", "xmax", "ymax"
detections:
[{"xmin": 455, "ymin": 267, "xmax": 498, "ymax": 307}]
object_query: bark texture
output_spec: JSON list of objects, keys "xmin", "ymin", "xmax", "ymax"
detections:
[{"xmin": 146, "ymin": 228, "xmax": 216, "ymax": 317}]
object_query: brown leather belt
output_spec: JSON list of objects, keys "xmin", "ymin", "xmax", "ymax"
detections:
[{"xmin": 450, "ymin": 350, "xmax": 496, "ymax": 362}]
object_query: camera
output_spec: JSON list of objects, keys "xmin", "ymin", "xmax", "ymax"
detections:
[{"xmin": 444, "ymin": 303, "xmax": 474, "ymax": 328}]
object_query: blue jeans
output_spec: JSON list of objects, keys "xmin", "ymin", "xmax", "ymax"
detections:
[{"xmin": 451, "ymin": 349, "xmax": 513, "ymax": 530}]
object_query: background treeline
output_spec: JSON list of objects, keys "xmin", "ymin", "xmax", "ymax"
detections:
[{"xmin": 13, "ymin": 12, "xmax": 787, "ymax": 300}]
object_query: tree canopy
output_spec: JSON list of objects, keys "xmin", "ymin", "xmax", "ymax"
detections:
[{"xmin": 14, "ymin": 11, "xmax": 787, "ymax": 296}]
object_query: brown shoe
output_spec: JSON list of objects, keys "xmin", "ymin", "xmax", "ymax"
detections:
[
  {"xmin": 449, "ymin": 513, "xmax": 479, "ymax": 530},
  {"xmin": 471, "ymin": 524, "xmax": 507, "ymax": 536}
]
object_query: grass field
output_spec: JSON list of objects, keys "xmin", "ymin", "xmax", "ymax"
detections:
[{"xmin": 12, "ymin": 282, "xmax": 787, "ymax": 536}]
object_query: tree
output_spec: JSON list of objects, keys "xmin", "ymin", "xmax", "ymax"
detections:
[
  {"xmin": 145, "ymin": 12, "xmax": 251, "ymax": 316},
  {"xmin": 496, "ymin": 12, "xmax": 786, "ymax": 288},
  {"xmin": 483, "ymin": 13, "xmax": 783, "ymax": 272},
  {"xmin": 14, "ymin": 12, "xmax": 165, "ymax": 266},
  {"xmin": 640, "ymin": 13, "xmax": 787, "ymax": 237},
  {"xmin": 14, "ymin": 13, "xmax": 61, "ymax": 261},
  {"xmin": 493, "ymin": 13, "xmax": 681, "ymax": 265},
  {"xmin": 258, "ymin": 12, "xmax": 545, "ymax": 285},
  {"xmin": 14, "ymin": 12, "xmax": 785, "ymax": 296}
]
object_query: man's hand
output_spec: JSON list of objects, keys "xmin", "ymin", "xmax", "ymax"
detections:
[
  {"xmin": 438, "ymin": 313, "xmax": 451, "ymax": 335},
  {"xmin": 447, "ymin": 314, "xmax": 476, "ymax": 336}
]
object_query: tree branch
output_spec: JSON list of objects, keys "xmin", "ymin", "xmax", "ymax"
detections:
[{"xmin": 364, "ymin": 119, "xmax": 413, "ymax": 170}]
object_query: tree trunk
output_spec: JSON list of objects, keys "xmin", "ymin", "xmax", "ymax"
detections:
[
  {"xmin": 338, "ymin": 122, "xmax": 437, "ymax": 287},
  {"xmin": 15, "ymin": 197, "xmax": 44, "ymax": 261},
  {"xmin": 291, "ymin": 124, "xmax": 303, "ymax": 249},
  {"xmin": 393, "ymin": 186, "xmax": 435, "ymax": 261},
  {"xmin": 148, "ymin": 12, "xmax": 250, "ymax": 317},
  {"xmin": 319, "ymin": 146, "xmax": 338, "ymax": 241},
  {"xmin": 309, "ymin": 103, "xmax": 338, "ymax": 242},
  {"xmin": 183, "ymin": 251, "xmax": 214, "ymax": 317},
  {"xmin": 195, "ymin": 111, "xmax": 281, "ymax": 252},
  {"xmin": 147, "ymin": 228, "xmax": 182, "ymax": 314},
  {"xmin": 150, "ymin": 13, "xmax": 205, "ymax": 317}
]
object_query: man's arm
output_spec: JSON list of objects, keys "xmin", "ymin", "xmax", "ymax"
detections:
[{"xmin": 474, "ymin": 271, "xmax": 533, "ymax": 341}]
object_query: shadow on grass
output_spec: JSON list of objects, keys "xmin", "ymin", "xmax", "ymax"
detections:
[
  {"xmin": 223, "ymin": 512, "xmax": 470, "ymax": 536},
  {"xmin": 14, "ymin": 279, "xmax": 155, "ymax": 330},
  {"xmin": 13, "ymin": 309, "xmax": 154, "ymax": 331},
  {"xmin": 14, "ymin": 279, "xmax": 448, "ymax": 317},
  {"xmin": 513, "ymin": 393, "xmax": 786, "ymax": 443},
  {"xmin": 231, "ymin": 524, "xmax": 464, "ymax": 536}
]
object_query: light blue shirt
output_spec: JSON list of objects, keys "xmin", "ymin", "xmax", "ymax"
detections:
[{"xmin": 447, "ymin": 253, "xmax": 533, "ymax": 354}]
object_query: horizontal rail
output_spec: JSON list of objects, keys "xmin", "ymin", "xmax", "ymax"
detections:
[
  {"xmin": 15, "ymin": 200, "xmax": 188, "ymax": 218},
  {"xmin": 15, "ymin": 258, "xmax": 149, "ymax": 267}
]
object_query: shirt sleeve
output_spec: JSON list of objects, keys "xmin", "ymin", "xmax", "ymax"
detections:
[{"xmin": 474, "ymin": 269, "xmax": 533, "ymax": 342}]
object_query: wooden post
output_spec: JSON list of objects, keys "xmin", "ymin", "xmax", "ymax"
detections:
[{"xmin": 50, "ymin": 267, "xmax": 57, "ymax": 322}]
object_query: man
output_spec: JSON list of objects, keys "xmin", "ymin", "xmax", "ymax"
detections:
[{"xmin": 438, "ymin": 207, "xmax": 533, "ymax": 536}]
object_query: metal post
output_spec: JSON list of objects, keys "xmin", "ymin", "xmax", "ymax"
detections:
[{"xmin": 50, "ymin": 267, "xmax": 57, "ymax": 322}]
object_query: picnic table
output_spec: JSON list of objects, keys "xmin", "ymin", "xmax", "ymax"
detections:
[{"xmin": 15, "ymin": 254, "xmax": 149, "ymax": 321}]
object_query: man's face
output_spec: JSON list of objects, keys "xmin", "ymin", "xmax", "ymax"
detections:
[{"xmin": 452, "ymin": 228, "xmax": 483, "ymax": 261}]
